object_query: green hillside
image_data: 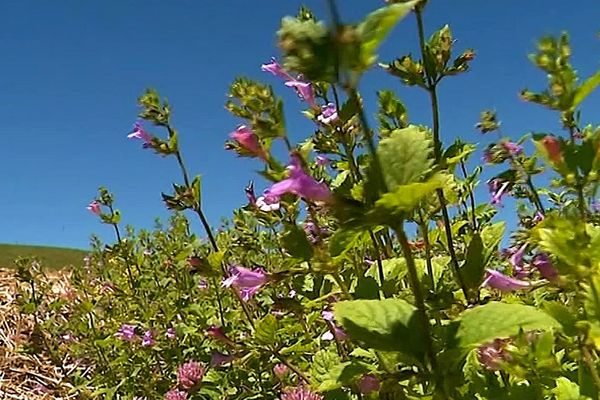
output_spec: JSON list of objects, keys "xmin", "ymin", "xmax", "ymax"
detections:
[{"xmin": 0, "ymin": 244, "xmax": 88, "ymax": 270}]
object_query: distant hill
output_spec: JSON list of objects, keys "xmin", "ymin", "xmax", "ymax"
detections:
[{"xmin": 0, "ymin": 244, "xmax": 88, "ymax": 270}]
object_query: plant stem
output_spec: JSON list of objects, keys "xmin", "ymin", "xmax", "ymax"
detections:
[
  {"xmin": 418, "ymin": 209, "xmax": 436, "ymax": 292},
  {"xmin": 415, "ymin": 9, "xmax": 469, "ymax": 301},
  {"xmin": 460, "ymin": 161, "xmax": 478, "ymax": 231},
  {"xmin": 395, "ymin": 224, "xmax": 439, "ymax": 377}
]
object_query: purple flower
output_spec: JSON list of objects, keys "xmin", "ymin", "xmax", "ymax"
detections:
[
  {"xmin": 206, "ymin": 325, "xmax": 236, "ymax": 347},
  {"xmin": 317, "ymin": 103, "xmax": 338, "ymax": 125},
  {"xmin": 488, "ymin": 179, "xmax": 510, "ymax": 206},
  {"xmin": 533, "ymin": 211, "xmax": 545, "ymax": 223},
  {"xmin": 60, "ymin": 332, "xmax": 78, "ymax": 343},
  {"xmin": 477, "ymin": 339, "xmax": 512, "ymax": 370},
  {"xmin": 261, "ymin": 57, "xmax": 295, "ymax": 81},
  {"xmin": 280, "ymin": 386, "xmax": 323, "ymax": 400},
  {"xmin": 316, "ymin": 155, "xmax": 330, "ymax": 166},
  {"xmin": 321, "ymin": 310, "xmax": 348, "ymax": 341},
  {"xmin": 222, "ymin": 266, "xmax": 269, "ymax": 301},
  {"xmin": 508, "ymin": 244, "xmax": 528, "ymax": 278},
  {"xmin": 264, "ymin": 155, "xmax": 332, "ymax": 205},
  {"xmin": 166, "ymin": 327, "xmax": 177, "ymax": 340},
  {"xmin": 481, "ymin": 269, "xmax": 532, "ymax": 292},
  {"xmin": 358, "ymin": 374, "xmax": 380, "ymax": 394},
  {"xmin": 256, "ymin": 196, "xmax": 280, "ymax": 212},
  {"xmin": 115, "ymin": 324, "xmax": 137, "ymax": 341},
  {"xmin": 127, "ymin": 121, "xmax": 153, "ymax": 148},
  {"xmin": 273, "ymin": 363, "xmax": 289, "ymax": 379},
  {"xmin": 164, "ymin": 389, "xmax": 187, "ymax": 400},
  {"xmin": 210, "ymin": 352, "xmax": 235, "ymax": 367},
  {"xmin": 533, "ymin": 254, "xmax": 558, "ymax": 281},
  {"xmin": 285, "ymin": 80, "xmax": 316, "ymax": 108},
  {"xmin": 245, "ymin": 181, "xmax": 257, "ymax": 205},
  {"xmin": 228, "ymin": 125, "xmax": 267, "ymax": 160},
  {"xmin": 87, "ymin": 201, "xmax": 101, "ymax": 216},
  {"xmin": 502, "ymin": 141, "xmax": 523, "ymax": 156},
  {"xmin": 177, "ymin": 361, "xmax": 205, "ymax": 390},
  {"xmin": 142, "ymin": 330, "xmax": 155, "ymax": 347},
  {"xmin": 198, "ymin": 279, "xmax": 209, "ymax": 291}
]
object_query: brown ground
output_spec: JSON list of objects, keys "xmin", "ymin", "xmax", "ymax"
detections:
[{"xmin": 0, "ymin": 268, "xmax": 83, "ymax": 399}]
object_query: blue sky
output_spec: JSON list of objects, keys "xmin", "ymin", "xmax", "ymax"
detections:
[{"xmin": 1, "ymin": 1, "xmax": 599, "ymax": 249}]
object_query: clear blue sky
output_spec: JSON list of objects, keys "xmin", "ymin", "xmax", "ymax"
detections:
[{"xmin": 1, "ymin": 1, "xmax": 599, "ymax": 249}]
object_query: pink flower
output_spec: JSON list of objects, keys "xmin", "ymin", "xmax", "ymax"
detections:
[
  {"xmin": 502, "ymin": 141, "xmax": 523, "ymax": 156},
  {"xmin": 245, "ymin": 181, "xmax": 257, "ymax": 205},
  {"xmin": 261, "ymin": 57, "xmax": 294, "ymax": 81},
  {"xmin": 315, "ymin": 155, "xmax": 330, "ymax": 166},
  {"xmin": 358, "ymin": 374, "xmax": 380, "ymax": 394},
  {"xmin": 285, "ymin": 80, "xmax": 316, "ymax": 108},
  {"xmin": 264, "ymin": 155, "xmax": 332, "ymax": 204},
  {"xmin": 228, "ymin": 125, "xmax": 267, "ymax": 160},
  {"xmin": 166, "ymin": 327, "xmax": 177, "ymax": 340},
  {"xmin": 280, "ymin": 386, "xmax": 322, "ymax": 400},
  {"xmin": 488, "ymin": 179, "xmax": 510, "ymax": 206},
  {"xmin": 533, "ymin": 254, "xmax": 558, "ymax": 281},
  {"xmin": 256, "ymin": 196, "xmax": 280, "ymax": 212},
  {"xmin": 222, "ymin": 266, "xmax": 269, "ymax": 301},
  {"xmin": 273, "ymin": 363, "xmax": 289, "ymax": 379},
  {"xmin": 177, "ymin": 361, "xmax": 205, "ymax": 390},
  {"xmin": 317, "ymin": 103, "xmax": 338, "ymax": 125},
  {"xmin": 164, "ymin": 389, "xmax": 187, "ymax": 400},
  {"xmin": 206, "ymin": 325, "xmax": 236, "ymax": 347},
  {"xmin": 115, "ymin": 324, "xmax": 137, "ymax": 341},
  {"xmin": 508, "ymin": 244, "xmax": 528, "ymax": 278},
  {"xmin": 142, "ymin": 330, "xmax": 155, "ymax": 347},
  {"xmin": 321, "ymin": 310, "xmax": 348, "ymax": 341},
  {"xmin": 541, "ymin": 135, "xmax": 562, "ymax": 163},
  {"xmin": 210, "ymin": 352, "xmax": 235, "ymax": 367},
  {"xmin": 198, "ymin": 279, "xmax": 209, "ymax": 291},
  {"xmin": 127, "ymin": 121, "xmax": 153, "ymax": 148},
  {"xmin": 477, "ymin": 339, "xmax": 512, "ymax": 370},
  {"xmin": 87, "ymin": 201, "xmax": 101, "ymax": 216},
  {"xmin": 481, "ymin": 269, "xmax": 532, "ymax": 292}
]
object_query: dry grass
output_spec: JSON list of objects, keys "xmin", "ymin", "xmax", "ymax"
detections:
[{"xmin": 0, "ymin": 268, "xmax": 88, "ymax": 399}]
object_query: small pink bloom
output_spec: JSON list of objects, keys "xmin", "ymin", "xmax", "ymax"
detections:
[
  {"xmin": 358, "ymin": 374, "xmax": 380, "ymax": 394},
  {"xmin": 280, "ymin": 386, "xmax": 323, "ymax": 400},
  {"xmin": 198, "ymin": 279, "xmax": 209, "ymax": 291},
  {"xmin": 210, "ymin": 352, "xmax": 235, "ymax": 367},
  {"xmin": 488, "ymin": 179, "xmax": 510, "ymax": 207},
  {"xmin": 166, "ymin": 327, "xmax": 177, "ymax": 340},
  {"xmin": 228, "ymin": 125, "xmax": 267, "ymax": 160},
  {"xmin": 206, "ymin": 325, "xmax": 236, "ymax": 347},
  {"xmin": 164, "ymin": 389, "xmax": 187, "ymax": 400},
  {"xmin": 127, "ymin": 121, "xmax": 153, "ymax": 148},
  {"xmin": 222, "ymin": 266, "xmax": 269, "ymax": 301},
  {"xmin": 315, "ymin": 155, "xmax": 330, "ymax": 166},
  {"xmin": 502, "ymin": 141, "xmax": 523, "ymax": 156},
  {"xmin": 321, "ymin": 310, "xmax": 348, "ymax": 341},
  {"xmin": 477, "ymin": 339, "xmax": 512, "ymax": 370},
  {"xmin": 177, "ymin": 361, "xmax": 205, "ymax": 390},
  {"xmin": 317, "ymin": 103, "xmax": 338, "ymax": 125},
  {"xmin": 87, "ymin": 201, "xmax": 101, "ymax": 216},
  {"xmin": 264, "ymin": 155, "xmax": 332, "ymax": 204},
  {"xmin": 261, "ymin": 57, "xmax": 295, "ymax": 81},
  {"xmin": 541, "ymin": 135, "xmax": 562, "ymax": 163},
  {"xmin": 481, "ymin": 269, "xmax": 532, "ymax": 292},
  {"xmin": 273, "ymin": 363, "xmax": 289, "ymax": 379},
  {"xmin": 142, "ymin": 330, "xmax": 155, "ymax": 347},
  {"xmin": 245, "ymin": 181, "xmax": 257, "ymax": 205},
  {"xmin": 256, "ymin": 196, "xmax": 280, "ymax": 212},
  {"xmin": 508, "ymin": 244, "xmax": 528, "ymax": 278},
  {"xmin": 533, "ymin": 253, "xmax": 558, "ymax": 281},
  {"xmin": 285, "ymin": 80, "xmax": 316, "ymax": 108},
  {"xmin": 115, "ymin": 324, "xmax": 137, "ymax": 341}
]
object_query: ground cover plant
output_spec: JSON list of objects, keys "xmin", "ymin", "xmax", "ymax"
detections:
[{"xmin": 12, "ymin": 0, "xmax": 600, "ymax": 399}]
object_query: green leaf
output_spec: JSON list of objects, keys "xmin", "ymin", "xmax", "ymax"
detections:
[
  {"xmin": 356, "ymin": 2, "xmax": 418, "ymax": 70},
  {"xmin": 543, "ymin": 301, "xmax": 578, "ymax": 337},
  {"xmin": 367, "ymin": 173, "xmax": 448, "ymax": 222},
  {"xmin": 281, "ymin": 225, "xmax": 314, "ymax": 261},
  {"xmin": 191, "ymin": 175, "xmax": 202, "ymax": 207},
  {"xmin": 455, "ymin": 302, "xmax": 561, "ymax": 350},
  {"xmin": 552, "ymin": 377, "xmax": 582, "ymax": 400},
  {"xmin": 573, "ymin": 69, "xmax": 600, "ymax": 108},
  {"xmin": 377, "ymin": 125, "xmax": 434, "ymax": 189},
  {"xmin": 334, "ymin": 298, "xmax": 425, "ymax": 363},
  {"xmin": 329, "ymin": 229, "xmax": 370, "ymax": 258},
  {"xmin": 353, "ymin": 277, "xmax": 380, "ymax": 299},
  {"xmin": 480, "ymin": 222, "xmax": 505, "ymax": 265},
  {"xmin": 461, "ymin": 233, "xmax": 485, "ymax": 291},
  {"xmin": 255, "ymin": 314, "xmax": 278, "ymax": 345}
]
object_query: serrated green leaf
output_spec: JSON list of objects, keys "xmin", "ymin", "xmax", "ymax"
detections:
[
  {"xmin": 455, "ymin": 302, "xmax": 561, "ymax": 350},
  {"xmin": 461, "ymin": 233, "xmax": 485, "ymax": 291},
  {"xmin": 281, "ymin": 225, "xmax": 313, "ymax": 261},
  {"xmin": 334, "ymin": 298, "xmax": 425, "ymax": 363},
  {"xmin": 255, "ymin": 314, "xmax": 278, "ymax": 345},
  {"xmin": 377, "ymin": 125, "xmax": 434, "ymax": 189},
  {"xmin": 356, "ymin": 2, "xmax": 418, "ymax": 70}
]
